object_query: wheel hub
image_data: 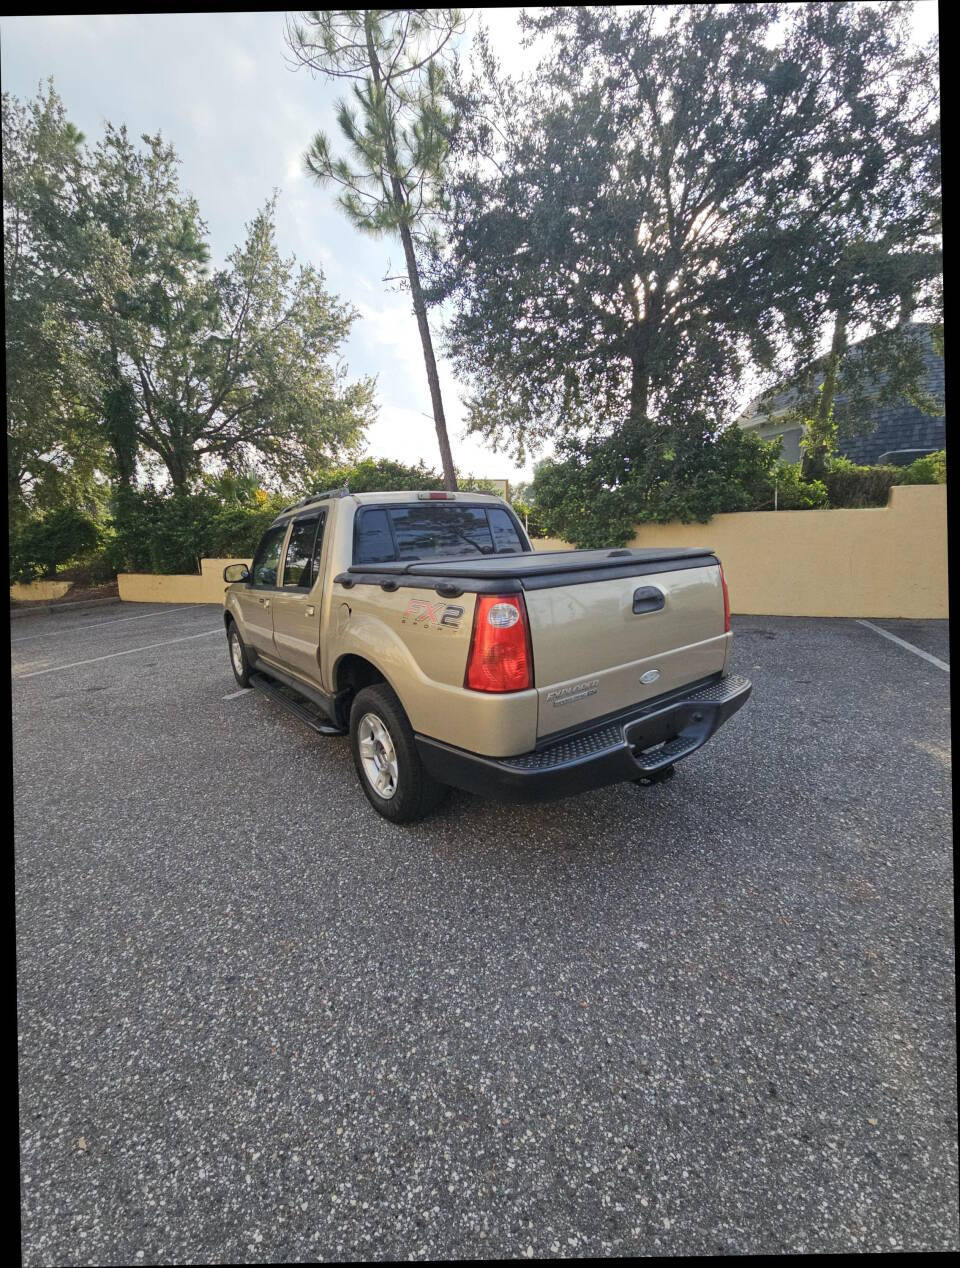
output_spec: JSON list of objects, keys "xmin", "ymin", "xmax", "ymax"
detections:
[
  {"xmin": 231, "ymin": 632, "xmax": 244, "ymax": 676},
  {"xmin": 357, "ymin": 713, "xmax": 399, "ymax": 800}
]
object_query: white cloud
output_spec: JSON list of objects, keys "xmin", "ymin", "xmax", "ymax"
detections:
[
  {"xmin": 230, "ymin": 48, "xmax": 257, "ymax": 84},
  {"xmin": 285, "ymin": 150, "xmax": 306, "ymax": 182}
]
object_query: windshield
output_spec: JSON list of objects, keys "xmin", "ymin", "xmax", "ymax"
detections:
[{"xmin": 354, "ymin": 504, "xmax": 529, "ymax": 564}]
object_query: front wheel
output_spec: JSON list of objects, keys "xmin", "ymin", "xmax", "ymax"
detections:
[
  {"xmin": 227, "ymin": 622, "xmax": 251, "ymax": 688},
  {"xmin": 349, "ymin": 683, "xmax": 448, "ymax": 823}
]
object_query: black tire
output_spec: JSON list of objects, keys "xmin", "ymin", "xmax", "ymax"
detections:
[
  {"xmin": 349, "ymin": 683, "xmax": 449, "ymax": 824},
  {"xmin": 227, "ymin": 621, "xmax": 252, "ymax": 688}
]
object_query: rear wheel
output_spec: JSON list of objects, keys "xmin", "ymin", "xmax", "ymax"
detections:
[
  {"xmin": 227, "ymin": 622, "xmax": 251, "ymax": 688},
  {"xmin": 349, "ymin": 683, "xmax": 448, "ymax": 823}
]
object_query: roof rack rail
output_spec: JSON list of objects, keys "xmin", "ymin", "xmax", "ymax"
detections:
[
  {"xmin": 277, "ymin": 486, "xmax": 351, "ymax": 515},
  {"xmin": 306, "ymin": 486, "xmax": 351, "ymax": 503}
]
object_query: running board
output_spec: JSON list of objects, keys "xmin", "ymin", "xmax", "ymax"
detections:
[{"xmin": 249, "ymin": 672, "xmax": 346, "ymax": 735}]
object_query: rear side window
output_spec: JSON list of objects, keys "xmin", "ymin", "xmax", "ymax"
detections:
[
  {"xmin": 250, "ymin": 525, "xmax": 287, "ymax": 587},
  {"xmin": 281, "ymin": 515, "xmax": 321, "ymax": 589},
  {"xmin": 487, "ymin": 508, "xmax": 523, "ymax": 553},
  {"xmin": 355, "ymin": 508, "xmax": 395, "ymax": 564},
  {"xmin": 353, "ymin": 504, "xmax": 528, "ymax": 564}
]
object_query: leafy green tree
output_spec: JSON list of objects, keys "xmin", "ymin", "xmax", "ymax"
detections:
[
  {"xmin": 77, "ymin": 119, "xmax": 375, "ymax": 490},
  {"xmin": 98, "ymin": 193, "xmax": 375, "ymax": 490},
  {"xmin": 82, "ymin": 122, "xmax": 212, "ymax": 492},
  {"xmin": 285, "ymin": 8, "xmax": 465, "ymax": 490},
  {"xmin": 2, "ymin": 85, "xmax": 108, "ymax": 534},
  {"xmin": 754, "ymin": 7, "xmax": 941, "ymax": 478},
  {"xmin": 5, "ymin": 85, "xmax": 376, "ymax": 520},
  {"xmin": 431, "ymin": 3, "xmax": 940, "ymax": 538}
]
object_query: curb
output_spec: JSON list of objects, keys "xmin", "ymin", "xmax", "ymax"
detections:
[{"xmin": 10, "ymin": 596, "xmax": 122, "ymax": 620}]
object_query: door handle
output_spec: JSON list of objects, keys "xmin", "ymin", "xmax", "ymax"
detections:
[
  {"xmin": 633, "ymin": 586, "xmax": 665, "ymax": 614},
  {"xmin": 259, "ymin": 597, "xmax": 270, "ymax": 608},
  {"xmin": 305, "ymin": 606, "xmax": 315, "ymax": 617}
]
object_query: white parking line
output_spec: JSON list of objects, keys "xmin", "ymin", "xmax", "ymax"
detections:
[
  {"xmin": 856, "ymin": 619, "xmax": 950, "ymax": 673},
  {"xmin": 13, "ymin": 629, "xmax": 222, "ymax": 679},
  {"xmin": 10, "ymin": 604, "xmax": 201, "ymax": 643},
  {"xmin": 223, "ymin": 687, "xmax": 253, "ymax": 700}
]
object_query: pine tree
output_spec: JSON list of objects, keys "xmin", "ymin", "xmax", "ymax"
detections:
[{"xmin": 285, "ymin": 9, "xmax": 464, "ymax": 490}]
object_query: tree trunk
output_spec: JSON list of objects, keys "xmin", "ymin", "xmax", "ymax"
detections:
[
  {"xmin": 166, "ymin": 451, "xmax": 189, "ymax": 490},
  {"xmin": 801, "ymin": 310, "xmax": 847, "ymax": 481},
  {"xmin": 629, "ymin": 358, "xmax": 649, "ymax": 426},
  {"xmin": 105, "ymin": 356, "xmax": 139, "ymax": 490},
  {"xmin": 365, "ymin": 15, "xmax": 457, "ymax": 492},
  {"xmin": 397, "ymin": 217, "xmax": 458, "ymax": 491}
]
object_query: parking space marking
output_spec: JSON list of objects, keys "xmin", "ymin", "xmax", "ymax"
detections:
[
  {"xmin": 856, "ymin": 619, "xmax": 950, "ymax": 673},
  {"xmin": 13, "ymin": 629, "xmax": 222, "ymax": 679},
  {"xmin": 10, "ymin": 604, "xmax": 200, "ymax": 644},
  {"xmin": 223, "ymin": 687, "xmax": 253, "ymax": 700}
]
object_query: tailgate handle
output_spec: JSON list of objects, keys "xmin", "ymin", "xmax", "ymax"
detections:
[{"xmin": 632, "ymin": 586, "xmax": 665, "ymax": 614}]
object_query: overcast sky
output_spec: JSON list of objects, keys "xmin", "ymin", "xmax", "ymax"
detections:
[{"xmin": 1, "ymin": 5, "xmax": 940, "ymax": 487}]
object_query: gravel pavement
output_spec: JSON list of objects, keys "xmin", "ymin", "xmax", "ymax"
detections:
[{"xmin": 14, "ymin": 604, "xmax": 957, "ymax": 1261}]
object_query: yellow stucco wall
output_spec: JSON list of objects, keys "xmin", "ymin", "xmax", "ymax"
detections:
[
  {"xmin": 537, "ymin": 484, "xmax": 948, "ymax": 618},
  {"xmin": 10, "ymin": 579, "xmax": 73, "ymax": 601},
  {"xmin": 116, "ymin": 485, "xmax": 947, "ymax": 618},
  {"xmin": 117, "ymin": 558, "xmax": 252, "ymax": 605}
]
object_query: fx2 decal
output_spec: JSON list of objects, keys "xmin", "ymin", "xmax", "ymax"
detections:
[{"xmin": 400, "ymin": 598, "xmax": 465, "ymax": 630}]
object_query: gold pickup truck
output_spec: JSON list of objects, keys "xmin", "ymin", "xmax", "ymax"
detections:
[{"xmin": 222, "ymin": 488, "xmax": 751, "ymax": 822}]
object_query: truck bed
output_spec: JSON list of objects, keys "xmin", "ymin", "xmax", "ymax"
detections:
[{"xmin": 340, "ymin": 545, "xmax": 727, "ymax": 739}]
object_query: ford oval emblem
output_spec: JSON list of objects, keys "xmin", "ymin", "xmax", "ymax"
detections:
[{"xmin": 640, "ymin": 669, "xmax": 661, "ymax": 684}]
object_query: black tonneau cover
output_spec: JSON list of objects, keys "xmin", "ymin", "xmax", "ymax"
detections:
[{"xmin": 344, "ymin": 546, "xmax": 717, "ymax": 591}]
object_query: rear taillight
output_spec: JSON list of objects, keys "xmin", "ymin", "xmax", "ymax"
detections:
[
  {"xmin": 719, "ymin": 562, "xmax": 731, "ymax": 633},
  {"xmin": 464, "ymin": 593, "xmax": 533, "ymax": 692}
]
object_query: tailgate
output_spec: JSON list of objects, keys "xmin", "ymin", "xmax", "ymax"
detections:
[{"xmin": 525, "ymin": 561, "xmax": 729, "ymax": 738}]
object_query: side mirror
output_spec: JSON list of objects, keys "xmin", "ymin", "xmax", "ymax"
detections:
[{"xmin": 223, "ymin": 563, "xmax": 251, "ymax": 583}]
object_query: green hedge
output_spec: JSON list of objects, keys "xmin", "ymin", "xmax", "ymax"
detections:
[
  {"xmin": 822, "ymin": 450, "xmax": 946, "ymax": 508},
  {"xmin": 106, "ymin": 489, "xmax": 289, "ymax": 576},
  {"xmin": 12, "ymin": 449, "xmax": 945, "ymax": 582},
  {"xmin": 896, "ymin": 449, "xmax": 947, "ymax": 485},
  {"xmin": 103, "ymin": 458, "xmax": 500, "ymax": 576},
  {"xmin": 821, "ymin": 458, "xmax": 900, "ymax": 508},
  {"xmin": 10, "ymin": 507, "xmax": 103, "ymax": 583}
]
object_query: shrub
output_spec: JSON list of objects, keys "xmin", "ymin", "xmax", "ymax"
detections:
[
  {"xmin": 511, "ymin": 499, "xmax": 550, "ymax": 540},
  {"xmin": 896, "ymin": 449, "xmax": 946, "ymax": 485},
  {"xmin": 767, "ymin": 461, "xmax": 828, "ymax": 510},
  {"xmin": 532, "ymin": 424, "xmax": 781, "ymax": 549},
  {"xmin": 107, "ymin": 488, "xmax": 292, "ymax": 575},
  {"xmin": 822, "ymin": 457, "xmax": 900, "ymax": 508},
  {"xmin": 305, "ymin": 455, "xmax": 500, "ymax": 496},
  {"xmin": 10, "ymin": 507, "xmax": 102, "ymax": 583},
  {"xmin": 306, "ymin": 456, "xmax": 447, "ymax": 494},
  {"xmin": 207, "ymin": 501, "xmax": 288, "ymax": 558}
]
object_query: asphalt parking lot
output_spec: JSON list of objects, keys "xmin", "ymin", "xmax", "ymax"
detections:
[{"xmin": 14, "ymin": 602, "xmax": 957, "ymax": 1261}]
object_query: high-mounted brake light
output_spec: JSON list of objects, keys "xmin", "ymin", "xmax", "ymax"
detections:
[
  {"xmin": 464, "ymin": 593, "xmax": 533, "ymax": 692},
  {"xmin": 417, "ymin": 491, "xmax": 455, "ymax": 500},
  {"xmin": 719, "ymin": 561, "xmax": 731, "ymax": 633}
]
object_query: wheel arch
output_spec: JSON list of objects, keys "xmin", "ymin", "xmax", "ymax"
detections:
[{"xmin": 334, "ymin": 652, "xmax": 389, "ymax": 698}]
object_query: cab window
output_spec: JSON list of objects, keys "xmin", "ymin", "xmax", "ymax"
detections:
[
  {"xmin": 250, "ymin": 525, "xmax": 287, "ymax": 588},
  {"xmin": 281, "ymin": 514, "xmax": 324, "ymax": 589},
  {"xmin": 353, "ymin": 503, "xmax": 530, "ymax": 564}
]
